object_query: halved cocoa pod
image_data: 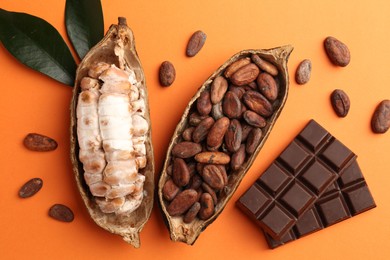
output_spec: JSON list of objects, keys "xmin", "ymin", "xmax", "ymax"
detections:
[
  {"xmin": 70, "ymin": 18, "xmax": 154, "ymax": 248},
  {"xmin": 158, "ymin": 46, "xmax": 293, "ymax": 245}
]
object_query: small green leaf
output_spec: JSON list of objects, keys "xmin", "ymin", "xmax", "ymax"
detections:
[
  {"xmin": 0, "ymin": 9, "xmax": 77, "ymax": 86},
  {"xmin": 65, "ymin": 0, "xmax": 104, "ymax": 60}
]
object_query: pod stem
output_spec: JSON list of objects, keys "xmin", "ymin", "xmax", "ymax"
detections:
[{"xmin": 118, "ymin": 17, "xmax": 127, "ymax": 26}]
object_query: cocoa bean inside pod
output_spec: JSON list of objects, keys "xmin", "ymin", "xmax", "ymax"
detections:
[
  {"xmin": 70, "ymin": 17, "xmax": 154, "ymax": 248},
  {"xmin": 158, "ymin": 46, "xmax": 292, "ymax": 245}
]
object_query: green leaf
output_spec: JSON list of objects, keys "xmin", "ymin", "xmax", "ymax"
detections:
[
  {"xmin": 0, "ymin": 9, "xmax": 77, "ymax": 86},
  {"xmin": 65, "ymin": 0, "xmax": 104, "ymax": 60}
]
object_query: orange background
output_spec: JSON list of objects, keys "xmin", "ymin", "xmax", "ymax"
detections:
[{"xmin": 1, "ymin": 0, "xmax": 389, "ymax": 259}]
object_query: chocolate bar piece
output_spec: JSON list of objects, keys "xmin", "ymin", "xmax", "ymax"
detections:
[
  {"xmin": 236, "ymin": 120, "xmax": 356, "ymax": 240},
  {"xmin": 265, "ymin": 160, "xmax": 376, "ymax": 248}
]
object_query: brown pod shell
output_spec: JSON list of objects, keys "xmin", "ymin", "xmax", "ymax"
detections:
[
  {"xmin": 70, "ymin": 18, "xmax": 154, "ymax": 248},
  {"xmin": 158, "ymin": 46, "xmax": 292, "ymax": 245}
]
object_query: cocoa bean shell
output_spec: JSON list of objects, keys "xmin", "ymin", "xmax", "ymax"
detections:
[
  {"xmin": 158, "ymin": 46, "xmax": 292, "ymax": 245},
  {"xmin": 70, "ymin": 18, "xmax": 154, "ymax": 248}
]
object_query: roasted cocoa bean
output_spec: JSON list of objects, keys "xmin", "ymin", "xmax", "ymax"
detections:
[
  {"xmin": 242, "ymin": 90, "xmax": 273, "ymax": 117},
  {"xmin": 173, "ymin": 158, "xmax": 191, "ymax": 187},
  {"xmin": 189, "ymin": 112, "xmax": 208, "ymax": 126},
  {"xmin": 183, "ymin": 202, "xmax": 201, "ymax": 223},
  {"xmin": 198, "ymin": 193, "xmax": 215, "ymax": 220},
  {"xmin": 159, "ymin": 61, "xmax": 176, "ymax": 87},
  {"xmin": 211, "ymin": 76, "xmax": 228, "ymax": 104},
  {"xmin": 211, "ymin": 102, "xmax": 224, "ymax": 120},
  {"xmin": 216, "ymin": 164, "xmax": 228, "ymax": 185},
  {"xmin": 230, "ymin": 63, "xmax": 260, "ymax": 86},
  {"xmin": 201, "ymin": 164, "xmax": 225, "ymax": 190},
  {"xmin": 243, "ymin": 110, "xmax": 267, "ymax": 128},
  {"xmin": 172, "ymin": 141, "xmax": 202, "ymax": 158},
  {"xmin": 162, "ymin": 179, "xmax": 180, "ymax": 201},
  {"xmin": 231, "ymin": 144, "xmax": 246, "ymax": 171},
  {"xmin": 247, "ymin": 81, "xmax": 257, "ymax": 89},
  {"xmin": 257, "ymin": 72, "xmax": 278, "ymax": 101},
  {"xmin": 186, "ymin": 30, "xmax": 207, "ymax": 57},
  {"xmin": 201, "ymin": 183, "xmax": 218, "ymax": 205},
  {"xmin": 192, "ymin": 117, "xmax": 215, "ymax": 143},
  {"xmin": 197, "ymin": 91, "xmax": 212, "ymax": 116},
  {"xmin": 207, "ymin": 117, "xmax": 230, "ymax": 151},
  {"xmin": 251, "ymin": 54, "xmax": 279, "ymax": 76},
  {"xmin": 225, "ymin": 119, "xmax": 242, "ymax": 152},
  {"xmin": 330, "ymin": 89, "xmax": 350, "ymax": 117},
  {"xmin": 195, "ymin": 151, "xmax": 230, "ymax": 164},
  {"xmin": 18, "ymin": 178, "xmax": 43, "ymax": 198},
  {"xmin": 49, "ymin": 204, "xmax": 74, "ymax": 222},
  {"xmin": 371, "ymin": 100, "xmax": 390, "ymax": 133},
  {"xmin": 246, "ymin": 128, "xmax": 262, "ymax": 154},
  {"xmin": 295, "ymin": 59, "xmax": 312, "ymax": 85},
  {"xmin": 167, "ymin": 189, "xmax": 198, "ymax": 216},
  {"xmin": 324, "ymin": 36, "xmax": 351, "ymax": 67},
  {"xmin": 224, "ymin": 57, "xmax": 251, "ymax": 78},
  {"xmin": 167, "ymin": 164, "xmax": 173, "ymax": 176},
  {"xmin": 228, "ymin": 85, "xmax": 246, "ymax": 99},
  {"xmin": 241, "ymin": 123, "xmax": 253, "ymax": 142},
  {"xmin": 182, "ymin": 127, "xmax": 195, "ymax": 141},
  {"xmin": 23, "ymin": 133, "xmax": 58, "ymax": 152},
  {"xmin": 223, "ymin": 91, "xmax": 242, "ymax": 119}
]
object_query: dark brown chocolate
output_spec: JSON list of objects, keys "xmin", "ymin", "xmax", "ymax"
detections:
[
  {"xmin": 264, "ymin": 160, "xmax": 376, "ymax": 248},
  {"xmin": 237, "ymin": 120, "xmax": 356, "ymax": 240}
]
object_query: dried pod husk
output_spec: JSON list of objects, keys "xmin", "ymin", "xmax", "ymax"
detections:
[
  {"xmin": 158, "ymin": 46, "xmax": 293, "ymax": 245},
  {"xmin": 70, "ymin": 18, "xmax": 154, "ymax": 248}
]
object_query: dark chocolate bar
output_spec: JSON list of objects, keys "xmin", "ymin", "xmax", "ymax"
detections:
[
  {"xmin": 236, "ymin": 120, "xmax": 356, "ymax": 240},
  {"xmin": 264, "ymin": 160, "xmax": 376, "ymax": 248}
]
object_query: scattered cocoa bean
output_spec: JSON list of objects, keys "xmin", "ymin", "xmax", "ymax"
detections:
[
  {"xmin": 159, "ymin": 61, "xmax": 176, "ymax": 86},
  {"xmin": 23, "ymin": 133, "xmax": 58, "ymax": 152},
  {"xmin": 186, "ymin": 30, "xmax": 207, "ymax": 57},
  {"xmin": 18, "ymin": 178, "xmax": 43, "ymax": 198},
  {"xmin": 49, "ymin": 204, "xmax": 74, "ymax": 222},
  {"xmin": 371, "ymin": 100, "xmax": 390, "ymax": 133},
  {"xmin": 330, "ymin": 89, "xmax": 350, "ymax": 117},
  {"xmin": 295, "ymin": 59, "xmax": 312, "ymax": 85},
  {"xmin": 324, "ymin": 36, "xmax": 351, "ymax": 67}
]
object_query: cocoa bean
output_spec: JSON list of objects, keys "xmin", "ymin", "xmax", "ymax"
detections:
[
  {"xmin": 216, "ymin": 164, "xmax": 228, "ymax": 185},
  {"xmin": 207, "ymin": 117, "xmax": 230, "ymax": 150},
  {"xmin": 192, "ymin": 117, "xmax": 215, "ymax": 143},
  {"xmin": 167, "ymin": 189, "xmax": 198, "ymax": 216},
  {"xmin": 189, "ymin": 112, "xmax": 208, "ymax": 126},
  {"xmin": 241, "ymin": 123, "xmax": 253, "ymax": 142},
  {"xmin": 159, "ymin": 61, "xmax": 176, "ymax": 86},
  {"xmin": 172, "ymin": 141, "xmax": 202, "ymax": 158},
  {"xmin": 243, "ymin": 110, "xmax": 267, "ymax": 128},
  {"xmin": 246, "ymin": 128, "xmax": 262, "ymax": 154},
  {"xmin": 228, "ymin": 85, "xmax": 246, "ymax": 99},
  {"xmin": 173, "ymin": 158, "xmax": 191, "ymax": 187},
  {"xmin": 197, "ymin": 91, "xmax": 212, "ymax": 116},
  {"xmin": 257, "ymin": 72, "xmax": 278, "ymax": 101},
  {"xmin": 18, "ymin": 178, "xmax": 43, "ymax": 198},
  {"xmin": 230, "ymin": 63, "xmax": 260, "ymax": 86},
  {"xmin": 224, "ymin": 57, "xmax": 251, "ymax": 78},
  {"xmin": 330, "ymin": 89, "xmax": 350, "ymax": 117},
  {"xmin": 231, "ymin": 144, "xmax": 246, "ymax": 171},
  {"xmin": 201, "ymin": 183, "xmax": 218, "ymax": 205},
  {"xmin": 242, "ymin": 90, "xmax": 273, "ymax": 117},
  {"xmin": 251, "ymin": 54, "xmax": 279, "ymax": 76},
  {"xmin": 186, "ymin": 30, "xmax": 207, "ymax": 57},
  {"xmin": 201, "ymin": 164, "xmax": 225, "ymax": 190},
  {"xmin": 49, "ymin": 204, "xmax": 74, "ymax": 222},
  {"xmin": 211, "ymin": 76, "xmax": 228, "ymax": 104},
  {"xmin": 182, "ymin": 127, "xmax": 195, "ymax": 141},
  {"xmin": 23, "ymin": 133, "xmax": 58, "ymax": 152},
  {"xmin": 194, "ymin": 151, "xmax": 230, "ymax": 164},
  {"xmin": 183, "ymin": 202, "xmax": 201, "ymax": 223},
  {"xmin": 295, "ymin": 59, "xmax": 312, "ymax": 85},
  {"xmin": 222, "ymin": 91, "xmax": 242, "ymax": 119},
  {"xmin": 162, "ymin": 179, "xmax": 180, "ymax": 201},
  {"xmin": 324, "ymin": 36, "xmax": 351, "ymax": 67},
  {"xmin": 225, "ymin": 119, "xmax": 242, "ymax": 152},
  {"xmin": 189, "ymin": 174, "xmax": 203, "ymax": 190},
  {"xmin": 371, "ymin": 100, "xmax": 390, "ymax": 133},
  {"xmin": 198, "ymin": 193, "xmax": 215, "ymax": 220},
  {"xmin": 211, "ymin": 102, "xmax": 224, "ymax": 120}
]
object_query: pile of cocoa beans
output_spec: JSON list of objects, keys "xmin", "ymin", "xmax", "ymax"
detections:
[{"xmin": 162, "ymin": 54, "xmax": 281, "ymax": 223}]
